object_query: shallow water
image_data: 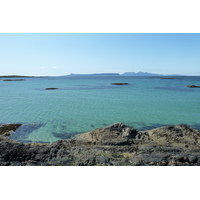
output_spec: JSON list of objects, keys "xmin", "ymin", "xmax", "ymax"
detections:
[{"xmin": 0, "ymin": 76, "xmax": 200, "ymax": 142}]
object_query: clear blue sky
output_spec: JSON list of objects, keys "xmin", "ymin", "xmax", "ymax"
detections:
[{"xmin": 0, "ymin": 33, "xmax": 200, "ymax": 76}]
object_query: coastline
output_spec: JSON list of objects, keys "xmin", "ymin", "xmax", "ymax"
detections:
[{"xmin": 1, "ymin": 122, "xmax": 200, "ymax": 166}]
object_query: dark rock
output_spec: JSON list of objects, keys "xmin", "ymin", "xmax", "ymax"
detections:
[
  {"xmin": 97, "ymin": 156, "xmax": 110, "ymax": 164},
  {"xmin": 45, "ymin": 88, "xmax": 59, "ymax": 90},
  {"xmin": 0, "ymin": 124, "xmax": 22, "ymax": 135},
  {"xmin": 111, "ymin": 83, "xmax": 128, "ymax": 85},
  {"xmin": 188, "ymin": 155, "xmax": 198, "ymax": 163},
  {"xmin": 187, "ymin": 85, "xmax": 200, "ymax": 88},
  {"xmin": 1, "ymin": 123, "xmax": 200, "ymax": 166},
  {"xmin": 3, "ymin": 79, "xmax": 25, "ymax": 81}
]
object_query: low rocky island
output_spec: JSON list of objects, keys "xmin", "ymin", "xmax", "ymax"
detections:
[
  {"xmin": 187, "ymin": 85, "xmax": 200, "ymax": 88},
  {"xmin": 149, "ymin": 77, "xmax": 182, "ymax": 79},
  {"xmin": 45, "ymin": 88, "xmax": 59, "ymax": 90},
  {"xmin": 3, "ymin": 79, "xmax": 26, "ymax": 81},
  {"xmin": 1, "ymin": 122, "xmax": 200, "ymax": 166},
  {"xmin": 111, "ymin": 83, "xmax": 129, "ymax": 85}
]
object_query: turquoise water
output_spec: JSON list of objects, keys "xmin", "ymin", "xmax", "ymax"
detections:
[{"xmin": 0, "ymin": 76, "xmax": 200, "ymax": 143}]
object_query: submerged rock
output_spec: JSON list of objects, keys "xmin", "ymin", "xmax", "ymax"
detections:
[{"xmin": 1, "ymin": 123, "xmax": 200, "ymax": 166}]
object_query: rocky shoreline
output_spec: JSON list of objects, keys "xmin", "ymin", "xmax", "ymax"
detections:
[{"xmin": 1, "ymin": 122, "xmax": 200, "ymax": 166}]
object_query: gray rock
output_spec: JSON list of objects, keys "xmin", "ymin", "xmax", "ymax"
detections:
[
  {"xmin": 188, "ymin": 155, "xmax": 198, "ymax": 163},
  {"xmin": 1, "ymin": 123, "xmax": 200, "ymax": 166}
]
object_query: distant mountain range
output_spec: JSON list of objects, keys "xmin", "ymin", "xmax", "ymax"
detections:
[
  {"xmin": 121, "ymin": 72, "xmax": 163, "ymax": 76},
  {"xmin": 0, "ymin": 72, "xmax": 185, "ymax": 78},
  {"xmin": 121, "ymin": 72, "xmax": 185, "ymax": 76},
  {"xmin": 68, "ymin": 72, "xmax": 183, "ymax": 77},
  {"xmin": 67, "ymin": 73, "xmax": 120, "ymax": 76},
  {"xmin": 67, "ymin": 72, "xmax": 164, "ymax": 77}
]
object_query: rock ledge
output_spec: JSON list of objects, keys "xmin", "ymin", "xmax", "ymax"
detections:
[{"xmin": 1, "ymin": 122, "xmax": 200, "ymax": 166}]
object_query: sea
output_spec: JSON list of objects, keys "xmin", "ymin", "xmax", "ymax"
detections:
[{"xmin": 0, "ymin": 75, "xmax": 200, "ymax": 143}]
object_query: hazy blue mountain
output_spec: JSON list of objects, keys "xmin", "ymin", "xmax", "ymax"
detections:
[
  {"xmin": 67, "ymin": 73, "xmax": 120, "ymax": 76},
  {"xmin": 121, "ymin": 72, "xmax": 163, "ymax": 76}
]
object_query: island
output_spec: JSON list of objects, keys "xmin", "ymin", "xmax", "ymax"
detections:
[
  {"xmin": 3, "ymin": 79, "xmax": 26, "ymax": 81},
  {"xmin": 0, "ymin": 75, "xmax": 47, "ymax": 78},
  {"xmin": 111, "ymin": 83, "xmax": 129, "ymax": 85},
  {"xmin": 187, "ymin": 85, "xmax": 200, "ymax": 88},
  {"xmin": 45, "ymin": 88, "xmax": 59, "ymax": 90},
  {"xmin": 67, "ymin": 73, "xmax": 120, "ymax": 76},
  {"xmin": 121, "ymin": 72, "xmax": 163, "ymax": 76},
  {"xmin": 121, "ymin": 72, "xmax": 184, "ymax": 77}
]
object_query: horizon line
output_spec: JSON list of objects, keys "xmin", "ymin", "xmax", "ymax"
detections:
[{"xmin": 0, "ymin": 72, "xmax": 199, "ymax": 77}]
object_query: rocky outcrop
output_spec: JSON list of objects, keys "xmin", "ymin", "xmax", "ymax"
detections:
[
  {"xmin": 3, "ymin": 79, "xmax": 25, "ymax": 81},
  {"xmin": 80, "ymin": 122, "xmax": 149, "ymax": 145},
  {"xmin": 111, "ymin": 83, "xmax": 128, "ymax": 85},
  {"xmin": 45, "ymin": 88, "xmax": 59, "ymax": 90},
  {"xmin": 0, "ymin": 124, "xmax": 22, "ymax": 136},
  {"xmin": 146, "ymin": 124, "xmax": 200, "ymax": 145},
  {"xmin": 187, "ymin": 85, "xmax": 200, "ymax": 88},
  {"xmin": 1, "ymin": 122, "xmax": 200, "ymax": 166}
]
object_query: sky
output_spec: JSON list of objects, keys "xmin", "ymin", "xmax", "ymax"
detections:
[{"xmin": 0, "ymin": 33, "xmax": 200, "ymax": 76}]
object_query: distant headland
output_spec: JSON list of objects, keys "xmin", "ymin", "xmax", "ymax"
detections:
[
  {"xmin": 67, "ymin": 73, "xmax": 120, "ymax": 76},
  {"xmin": 0, "ymin": 75, "xmax": 47, "ymax": 78},
  {"xmin": 64, "ymin": 72, "xmax": 184, "ymax": 77},
  {"xmin": 121, "ymin": 72, "xmax": 163, "ymax": 76},
  {"xmin": 121, "ymin": 72, "xmax": 184, "ymax": 76},
  {"xmin": 0, "ymin": 72, "xmax": 185, "ymax": 78}
]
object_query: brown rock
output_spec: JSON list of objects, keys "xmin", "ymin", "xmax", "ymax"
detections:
[
  {"xmin": 187, "ymin": 85, "xmax": 200, "ymax": 88},
  {"xmin": 0, "ymin": 124, "xmax": 22, "ymax": 135}
]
